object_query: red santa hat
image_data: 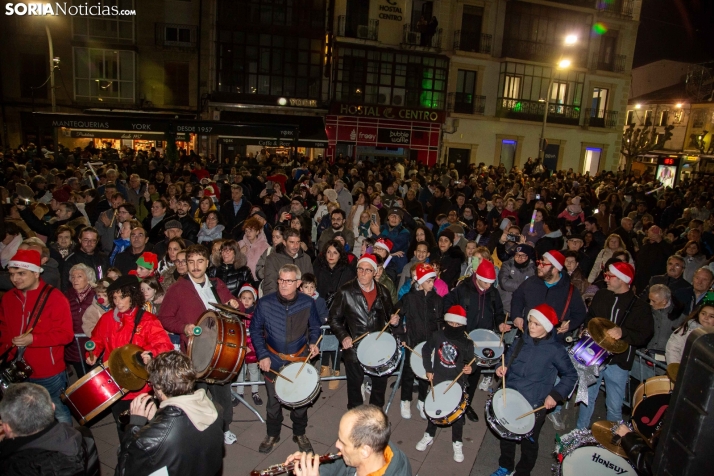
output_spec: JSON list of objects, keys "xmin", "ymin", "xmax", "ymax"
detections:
[
  {"xmin": 374, "ymin": 238, "xmax": 393, "ymax": 253},
  {"xmin": 444, "ymin": 305, "xmax": 467, "ymax": 326},
  {"xmin": 542, "ymin": 250, "xmax": 565, "ymax": 271},
  {"xmin": 475, "ymin": 260, "xmax": 496, "ymax": 283},
  {"xmin": 415, "ymin": 263, "xmax": 436, "ymax": 285},
  {"xmin": 203, "ymin": 185, "xmax": 215, "ymax": 198},
  {"xmin": 357, "ymin": 253, "xmax": 378, "ymax": 271},
  {"xmin": 239, "ymin": 284, "xmax": 258, "ymax": 300},
  {"xmin": 608, "ymin": 262, "xmax": 635, "ymax": 284},
  {"xmin": 8, "ymin": 249, "xmax": 43, "ymax": 273},
  {"xmin": 528, "ymin": 304, "xmax": 559, "ymax": 333}
]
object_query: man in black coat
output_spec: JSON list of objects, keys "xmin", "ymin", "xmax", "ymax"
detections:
[
  {"xmin": 62, "ymin": 227, "xmax": 109, "ymax": 291},
  {"xmin": 175, "ymin": 195, "xmax": 200, "ymax": 243},
  {"xmin": 648, "ymin": 254, "xmax": 695, "ymax": 317},
  {"xmin": 220, "ymin": 184, "xmax": 252, "ymax": 233},
  {"xmin": 633, "ymin": 226, "xmax": 673, "ymax": 294},
  {"xmin": 142, "ymin": 198, "xmax": 175, "ymax": 245},
  {"xmin": 114, "ymin": 225, "xmax": 154, "ymax": 275},
  {"xmin": 115, "ymin": 351, "xmax": 223, "ymax": 476}
]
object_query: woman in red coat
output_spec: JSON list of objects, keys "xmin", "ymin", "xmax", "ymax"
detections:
[{"xmin": 87, "ymin": 275, "xmax": 173, "ymax": 438}]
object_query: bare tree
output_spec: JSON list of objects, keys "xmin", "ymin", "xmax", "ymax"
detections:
[{"xmin": 620, "ymin": 123, "xmax": 674, "ymax": 173}]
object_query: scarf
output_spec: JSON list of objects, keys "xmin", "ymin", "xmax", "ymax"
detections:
[
  {"xmin": 75, "ymin": 285, "xmax": 92, "ymax": 303},
  {"xmin": 444, "ymin": 324, "xmax": 467, "ymax": 341}
]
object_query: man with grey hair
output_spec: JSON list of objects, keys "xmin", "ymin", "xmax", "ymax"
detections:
[
  {"xmin": 629, "ymin": 284, "xmax": 677, "ymax": 381},
  {"xmin": 0, "ymin": 383, "xmax": 99, "ymax": 475},
  {"xmin": 250, "ymin": 263, "xmax": 322, "ymax": 454},
  {"xmin": 334, "ymin": 180, "xmax": 353, "ymax": 212},
  {"xmin": 692, "ymin": 266, "xmax": 714, "ymax": 307},
  {"xmin": 648, "ymin": 255, "xmax": 695, "ymax": 316}
]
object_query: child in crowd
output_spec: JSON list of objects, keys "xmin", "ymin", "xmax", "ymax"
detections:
[
  {"xmin": 299, "ymin": 273, "xmax": 339, "ymax": 386},
  {"xmin": 417, "ymin": 305, "xmax": 474, "ymax": 463},
  {"xmin": 132, "ymin": 252, "xmax": 158, "ymax": 281},
  {"xmin": 235, "ymin": 284, "xmax": 262, "ymax": 406},
  {"xmin": 489, "ymin": 304, "xmax": 577, "ymax": 476},
  {"xmin": 461, "ymin": 240, "xmax": 479, "ymax": 277},
  {"xmin": 81, "ymin": 278, "xmax": 113, "ymax": 336},
  {"xmin": 429, "ymin": 259, "xmax": 449, "ymax": 297},
  {"xmin": 107, "ymin": 267, "xmax": 122, "ymax": 281},
  {"xmin": 398, "ymin": 241, "xmax": 431, "ymax": 290},
  {"xmin": 140, "ymin": 276, "xmax": 164, "ymax": 315}
]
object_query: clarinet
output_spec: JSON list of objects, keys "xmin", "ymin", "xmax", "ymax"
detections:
[{"xmin": 250, "ymin": 453, "xmax": 342, "ymax": 476}]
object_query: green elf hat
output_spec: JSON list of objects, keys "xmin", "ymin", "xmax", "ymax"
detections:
[
  {"xmin": 136, "ymin": 252, "xmax": 159, "ymax": 272},
  {"xmin": 701, "ymin": 291, "xmax": 714, "ymax": 307}
]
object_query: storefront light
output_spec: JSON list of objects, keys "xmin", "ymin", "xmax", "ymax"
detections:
[{"xmin": 278, "ymin": 97, "xmax": 287, "ymax": 106}]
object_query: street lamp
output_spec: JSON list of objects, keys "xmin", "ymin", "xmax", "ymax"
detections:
[{"xmin": 45, "ymin": 24, "xmax": 56, "ymax": 112}]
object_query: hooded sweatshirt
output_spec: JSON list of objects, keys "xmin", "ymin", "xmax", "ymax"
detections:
[{"xmin": 159, "ymin": 388, "xmax": 218, "ymax": 431}]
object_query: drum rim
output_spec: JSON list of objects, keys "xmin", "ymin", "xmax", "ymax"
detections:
[
  {"xmin": 61, "ymin": 364, "xmax": 124, "ymax": 425},
  {"xmin": 274, "ymin": 362, "xmax": 321, "ymax": 407},
  {"xmin": 424, "ymin": 381, "xmax": 463, "ymax": 416},
  {"xmin": 409, "ymin": 342, "xmax": 428, "ymax": 379},
  {"xmin": 490, "ymin": 388, "xmax": 536, "ymax": 434},
  {"xmin": 356, "ymin": 332, "xmax": 398, "ymax": 364},
  {"xmin": 560, "ymin": 445, "xmax": 633, "ymax": 474},
  {"xmin": 188, "ymin": 311, "xmax": 222, "ymax": 373}
]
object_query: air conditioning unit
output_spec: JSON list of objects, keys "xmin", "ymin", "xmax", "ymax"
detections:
[
  {"xmin": 392, "ymin": 95, "xmax": 403, "ymax": 105},
  {"xmin": 357, "ymin": 25, "xmax": 369, "ymax": 39},
  {"xmin": 378, "ymin": 94, "xmax": 387, "ymax": 104}
]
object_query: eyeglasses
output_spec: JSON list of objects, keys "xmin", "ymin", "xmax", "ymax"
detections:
[
  {"xmin": 357, "ymin": 267, "xmax": 375, "ymax": 274},
  {"xmin": 536, "ymin": 260, "xmax": 552, "ymax": 268},
  {"xmin": 277, "ymin": 278, "xmax": 299, "ymax": 285},
  {"xmin": 175, "ymin": 259, "xmax": 187, "ymax": 265}
]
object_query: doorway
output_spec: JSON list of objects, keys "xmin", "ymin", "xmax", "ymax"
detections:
[
  {"xmin": 500, "ymin": 140, "xmax": 516, "ymax": 170},
  {"xmin": 447, "ymin": 148, "xmax": 471, "ymax": 178},
  {"xmin": 583, "ymin": 148, "xmax": 601, "ymax": 175}
]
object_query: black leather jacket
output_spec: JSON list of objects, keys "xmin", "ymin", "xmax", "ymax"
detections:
[
  {"xmin": 209, "ymin": 263, "xmax": 254, "ymax": 296},
  {"xmin": 329, "ymin": 278, "xmax": 395, "ymax": 362},
  {"xmin": 116, "ymin": 405, "xmax": 223, "ymax": 476}
]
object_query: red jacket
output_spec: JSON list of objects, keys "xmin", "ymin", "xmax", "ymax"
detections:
[
  {"xmin": 89, "ymin": 307, "xmax": 173, "ymax": 400},
  {"xmin": 158, "ymin": 275, "xmax": 242, "ymax": 350},
  {"xmin": 0, "ymin": 281, "xmax": 74, "ymax": 379}
]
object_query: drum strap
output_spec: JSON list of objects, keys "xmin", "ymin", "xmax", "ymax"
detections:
[
  {"xmin": 128, "ymin": 308, "xmax": 146, "ymax": 345},
  {"xmin": 0, "ymin": 284, "xmax": 54, "ymax": 363},
  {"xmin": 560, "ymin": 284, "xmax": 574, "ymax": 323}
]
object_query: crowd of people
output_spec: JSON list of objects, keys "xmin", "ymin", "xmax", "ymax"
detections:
[{"xmin": 1, "ymin": 143, "xmax": 713, "ymax": 475}]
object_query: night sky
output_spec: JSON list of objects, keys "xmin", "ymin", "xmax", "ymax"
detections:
[{"xmin": 634, "ymin": 0, "xmax": 714, "ymax": 67}]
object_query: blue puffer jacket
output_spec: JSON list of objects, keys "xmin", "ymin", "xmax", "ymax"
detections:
[
  {"xmin": 250, "ymin": 292, "xmax": 322, "ymax": 371},
  {"xmin": 504, "ymin": 332, "xmax": 577, "ymax": 408}
]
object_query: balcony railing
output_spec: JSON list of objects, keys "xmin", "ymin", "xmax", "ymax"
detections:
[
  {"xmin": 402, "ymin": 24, "xmax": 442, "ymax": 49},
  {"xmin": 592, "ymin": 53, "xmax": 627, "ymax": 73},
  {"xmin": 585, "ymin": 108, "xmax": 619, "ymax": 128},
  {"xmin": 597, "ymin": 0, "xmax": 634, "ymax": 19},
  {"xmin": 337, "ymin": 15, "xmax": 379, "ymax": 41},
  {"xmin": 502, "ymin": 38, "xmax": 587, "ymax": 67},
  {"xmin": 497, "ymin": 98, "xmax": 581, "ymax": 125},
  {"xmin": 448, "ymin": 93, "xmax": 486, "ymax": 115},
  {"xmin": 453, "ymin": 31, "xmax": 492, "ymax": 54}
]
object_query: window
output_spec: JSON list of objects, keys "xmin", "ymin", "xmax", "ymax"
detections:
[
  {"xmin": 335, "ymin": 47, "xmax": 448, "ymax": 109},
  {"xmin": 73, "ymin": 0, "xmax": 134, "ymax": 41},
  {"xmin": 165, "ymin": 62, "xmax": 189, "ymax": 106},
  {"xmin": 597, "ymin": 32, "xmax": 618, "ymax": 69},
  {"xmin": 645, "ymin": 110, "xmax": 653, "ymax": 126},
  {"xmin": 459, "ymin": 5, "xmax": 484, "ymax": 52},
  {"xmin": 504, "ymin": 75, "xmax": 521, "ymax": 99},
  {"xmin": 217, "ymin": 0, "xmax": 325, "ymax": 30},
  {"xmin": 454, "ymin": 70, "xmax": 476, "ymax": 114},
  {"xmin": 74, "ymin": 48, "xmax": 135, "ymax": 102},
  {"xmin": 550, "ymin": 82, "xmax": 567, "ymax": 104},
  {"xmin": 165, "ymin": 26, "xmax": 192, "ymax": 45},
  {"xmin": 20, "ymin": 54, "xmax": 47, "ymax": 99},
  {"xmin": 626, "ymin": 110, "xmax": 635, "ymax": 124},
  {"xmin": 659, "ymin": 110, "xmax": 669, "ymax": 126}
]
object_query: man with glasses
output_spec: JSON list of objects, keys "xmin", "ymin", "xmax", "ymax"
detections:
[
  {"xmin": 318, "ymin": 209, "xmax": 355, "ymax": 252},
  {"xmin": 250, "ymin": 264, "xmax": 322, "ymax": 454},
  {"xmin": 114, "ymin": 226, "xmax": 154, "ymax": 275},
  {"xmin": 158, "ymin": 244, "xmax": 242, "ymax": 446},
  {"xmin": 61, "ymin": 227, "xmax": 109, "ymax": 292},
  {"xmin": 576, "ymin": 262, "xmax": 653, "ymax": 429},
  {"xmin": 329, "ymin": 254, "xmax": 399, "ymax": 410}
]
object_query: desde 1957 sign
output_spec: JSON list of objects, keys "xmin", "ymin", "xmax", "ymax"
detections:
[{"xmin": 331, "ymin": 103, "xmax": 446, "ymax": 123}]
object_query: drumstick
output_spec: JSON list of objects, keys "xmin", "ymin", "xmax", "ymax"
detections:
[
  {"xmin": 499, "ymin": 312, "xmax": 510, "ymax": 346},
  {"xmin": 430, "ymin": 377, "xmax": 435, "ymax": 402},
  {"xmin": 351, "ymin": 332, "xmax": 369, "ymax": 345},
  {"xmin": 296, "ymin": 335, "xmax": 323, "ymax": 377},
  {"xmin": 516, "ymin": 404, "xmax": 546, "ymax": 420},
  {"xmin": 501, "ymin": 354, "xmax": 506, "ymax": 406},
  {"xmin": 377, "ymin": 309, "xmax": 400, "ymax": 340},
  {"xmin": 269, "ymin": 369, "xmax": 294, "ymax": 384},
  {"xmin": 464, "ymin": 331, "xmax": 473, "ymax": 342},
  {"xmin": 109, "ymin": 209, "xmax": 117, "ymax": 227},
  {"xmin": 401, "ymin": 343, "xmax": 421, "ymax": 359},
  {"xmin": 9, "ymin": 327, "xmax": 34, "ymax": 349},
  {"xmin": 443, "ymin": 357, "xmax": 477, "ymax": 394}
]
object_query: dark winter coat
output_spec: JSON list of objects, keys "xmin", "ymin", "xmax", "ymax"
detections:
[
  {"xmin": 648, "ymin": 274, "xmax": 695, "ymax": 316},
  {"xmin": 633, "ymin": 240, "xmax": 674, "ymax": 293},
  {"xmin": 312, "ymin": 260, "xmax": 357, "ymax": 302},
  {"xmin": 208, "ymin": 251, "xmax": 254, "ymax": 297},
  {"xmin": 443, "ymin": 277, "xmax": 505, "ymax": 333},
  {"xmin": 113, "ymin": 243, "xmax": 155, "ymax": 276},
  {"xmin": 393, "ymin": 288, "xmax": 443, "ymax": 347},
  {"xmin": 422, "ymin": 328, "xmax": 474, "ymax": 386},
  {"xmin": 431, "ymin": 245, "xmax": 465, "ymax": 289},
  {"xmin": 64, "ymin": 286, "xmax": 95, "ymax": 362}
]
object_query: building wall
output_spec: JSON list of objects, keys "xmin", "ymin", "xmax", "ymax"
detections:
[{"xmin": 630, "ymin": 60, "xmax": 692, "ymax": 98}]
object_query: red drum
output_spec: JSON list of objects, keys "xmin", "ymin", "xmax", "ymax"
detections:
[{"xmin": 61, "ymin": 363, "xmax": 125, "ymax": 425}]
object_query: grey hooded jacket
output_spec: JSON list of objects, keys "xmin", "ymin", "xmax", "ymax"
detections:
[{"xmin": 498, "ymin": 258, "xmax": 536, "ymax": 314}]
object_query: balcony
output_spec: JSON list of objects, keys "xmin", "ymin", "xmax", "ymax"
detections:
[
  {"xmin": 453, "ymin": 31, "xmax": 492, "ymax": 54},
  {"xmin": 597, "ymin": 0, "xmax": 634, "ymax": 19},
  {"xmin": 448, "ymin": 93, "xmax": 486, "ymax": 115},
  {"xmin": 497, "ymin": 98, "xmax": 581, "ymax": 125},
  {"xmin": 337, "ymin": 15, "xmax": 379, "ymax": 41},
  {"xmin": 584, "ymin": 109, "xmax": 618, "ymax": 128},
  {"xmin": 502, "ymin": 38, "xmax": 587, "ymax": 67},
  {"xmin": 592, "ymin": 53, "xmax": 627, "ymax": 73},
  {"xmin": 402, "ymin": 24, "xmax": 442, "ymax": 50}
]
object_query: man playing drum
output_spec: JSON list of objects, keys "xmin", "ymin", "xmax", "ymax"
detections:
[
  {"xmin": 250, "ymin": 264, "xmax": 322, "ymax": 455},
  {"xmin": 157, "ymin": 244, "xmax": 243, "ymax": 445},
  {"xmin": 329, "ymin": 254, "xmax": 399, "ymax": 410}
]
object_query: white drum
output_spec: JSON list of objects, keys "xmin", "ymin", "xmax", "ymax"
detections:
[
  {"xmin": 274, "ymin": 362, "xmax": 321, "ymax": 408},
  {"xmin": 485, "ymin": 388, "xmax": 535, "ymax": 440},
  {"xmin": 409, "ymin": 342, "xmax": 430, "ymax": 380},
  {"xmin": 469, "ymin": 329, "xmax": 504, "ymax": 367},
  {"xmin": 424, "ymin": 381, "xmax": 468, "ymax": 425},
  {"xmin": 561, "ymin": 446, "xmax": 634, "ymax": 476},
  {"xmin": 356, "ymin": 332, "xmax": 400, "ymax": 376}
]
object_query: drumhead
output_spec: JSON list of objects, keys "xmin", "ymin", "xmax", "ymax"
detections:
[
  {"xmin": 357, "ymin": 333, "xmax": 397, "ymax": 367},
  {"xmin": 425, "ymin": 381, "xmax": 462, "ymax": 419},
  {"xmin": 410, "ymin": 342, "xmax": 428, "ymax": 380},
  {"xmin": 561, "ymin": 446, "xmax": 633, "ymax": 476},
  {"xmin": 492, "ymin": 388, "xmax": 535, "ymax": 434},
  {"xmin": 469, "ymin": 329, "xmax": 504, "ymax": 360},
  {"xmin": 274, "ymin": 362, "xmax": 320, "ymax": 404},
  {"xmin": 190, "ymin": 312, "xmax": 220, "ymax": 373}
]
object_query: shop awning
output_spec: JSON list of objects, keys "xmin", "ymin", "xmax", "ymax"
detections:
[{"xmin": 219, "ymin": 112, "xmax": 327, "ymax": 148}]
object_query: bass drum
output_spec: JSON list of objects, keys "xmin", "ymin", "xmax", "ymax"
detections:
[
  {"xmin": 61, "ymin": 363, "xmax": 125, "ymax": 425},
  {"xmin": 632, "ymin": 375, "xmax": 673, "ymax": 441},
  {"xmin": 561, "ymin": 445, "xmax": 633, "ymax": 476},
  {"xmin": 188, "ymin": 310, "xmax": 247, "ymax": 384}
]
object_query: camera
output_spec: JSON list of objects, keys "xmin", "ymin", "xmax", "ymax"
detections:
[
  {"xmin": 506, "ymin": 233, "xmax": 520, "ymax": 242},
  {"xmin": 536, "ymin": 194, "xmax": 541, "ymax": 200},
  {"xmin": 0, "ymin": 360, "xmax": 33, "ymax": 400},
  {"xmin": 285, "ymin": 213, "xmax": 292, "ymax": 220}
]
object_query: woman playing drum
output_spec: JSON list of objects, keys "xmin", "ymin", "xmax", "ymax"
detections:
[{"xmin": 86, "ymin": 275, "xmax": 173, "ymax": 439}]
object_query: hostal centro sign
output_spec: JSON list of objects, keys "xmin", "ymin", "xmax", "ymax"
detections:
[{"xmin": 334, "ymin": 103, "xmax": 445, "ymax": 123}]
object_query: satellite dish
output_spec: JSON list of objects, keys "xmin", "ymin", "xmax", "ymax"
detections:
[{"xmin": 685, "ymin": 66, "xmax": 713, "ymax": 102}]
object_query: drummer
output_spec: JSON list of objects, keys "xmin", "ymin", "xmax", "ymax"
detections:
[
  {"xmin": 86, "ymin": 275, "xmax": 173, "ymax": 439},
  {"xmin": 489, "ymin": 304, "xmax": 577, "ymax": 476},
  {"xmin": 249, "ymin": 264, "xmax": 322, "ymax": 455},
  {"xmin": 443, "ymin": 259, "xmax": 505, "ymax": 422},
  {"xmin": 157, "ymin": 244, "xmax": 244, "ymax": 445},
  {"xmin": 576, "ymin": 262, "xmax": 653, "ymax": 430},
  {"xmin": 416, "ymin": 305, "xmax": 474, "ymax": 463}
]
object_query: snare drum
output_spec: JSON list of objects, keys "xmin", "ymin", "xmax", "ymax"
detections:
[
  {"xmin": 485, "ymin": 388, "xmax": 535, "ymax": 440},
  {"xmin": 188, "ymin": 310, "xmax": 247, "ymax": 384},
  {"xmin": 409, "ymin": 342, "xmax": 430, "ymax": 380},
  {"xmin": 61, "ymin": 363, "xmax": 125, "ymax": 425},
  {"xmin": 356, "ymin": 332, "xmax": 400, "ymax": 376},
  {"xmin": 569, "ymin": 331, "xmax": 609, "ymax": 367},
  {"xmin": 469, "ymin": 329, "xmax": 504, "ymax": 367},
  {"xmin": 274, "ymin": 362, "xmax": 321, "ymax": 408},
  {"xmin": 560, "ymin": 445, "xmax": 634, "ymax": 476},
  {"xmin": 424, "ymin": 381, "xmax": 469, "ymax": 425},
  {"xmin": 632, "ymin": 375, "xmax": 672, "ymax": 440}
]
